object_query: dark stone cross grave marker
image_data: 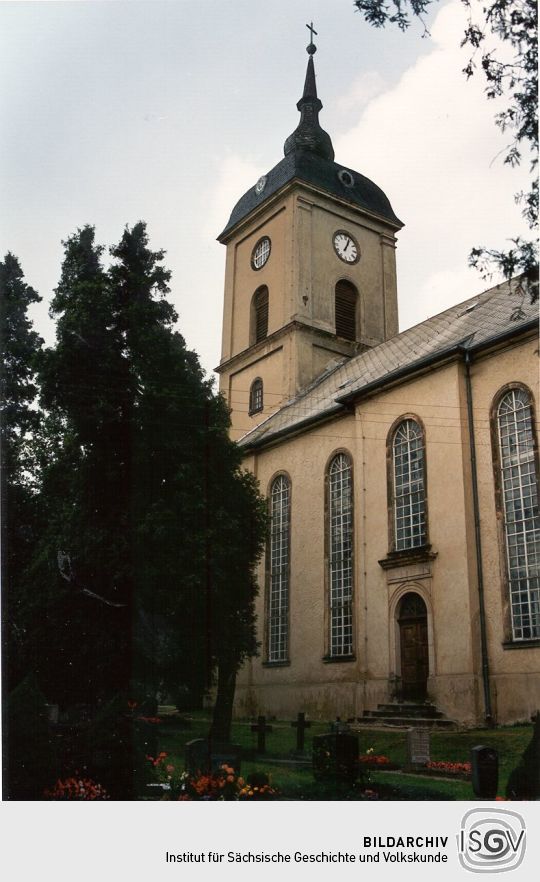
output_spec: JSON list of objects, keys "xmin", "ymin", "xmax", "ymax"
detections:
[
  {"xmin": 406, "ymin": 727, "xmax": 431, "ymax": 770},
  {"xmin": 251, "ymin": 715, "xmax": 273, "ymax": 753},
  {"xmin": 471, "ymin": 745, "xmax": 499, "ymax": 799},
  {"xmin": 291, "ymin": 712, "xmax": 311, "ymax": 752}
]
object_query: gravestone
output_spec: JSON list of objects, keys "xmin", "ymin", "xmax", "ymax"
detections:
[
  {"xmin": 208, "ymin": 742, "xmax": 242, "ymax": 775},
  {"xmin": 185, "ymin": 738, "xmax": 211, "ymax": 775},
  {"xmin": 291, "ymin": 712, "xmax": 311, "ymax": 752},
  {"xmin": 407, "ymin": 728, "xmax": 431, "ymax": 768},
  {"xmin": 471, "ymin": 745, "xmax": 499, "ymax": 799},
  {"xmin": 312, "ymin": 731, "xmax": 359, "ymax": 782},
  {"xmin": 185, "ymin": 738, "xmax": 242, "ymax": 776},
  {"xmin": 251, "ymin": 715, "xmax": 273, "ymax": 753}
]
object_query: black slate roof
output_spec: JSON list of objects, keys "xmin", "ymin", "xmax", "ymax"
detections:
[{"xmin": 218, "ymin": 150, "xmax": 403, "ymax": 240}]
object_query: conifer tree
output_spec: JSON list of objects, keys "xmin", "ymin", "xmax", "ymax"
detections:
[
  {"xmin": 0, "ymin": 253, "xmax": 43, "ymax": 689},
  {"xmin": 35, "ymin": 223, "xmax": 266, "ymax": 740}
]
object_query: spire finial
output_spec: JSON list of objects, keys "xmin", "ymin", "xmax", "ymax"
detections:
[
  {"xmin": 283, "ymin": 25, "xmax": 334, "ymax": 162},
  {"xmin": 306, "ymin": 21, "xmax": 317, "ymax": 55}
]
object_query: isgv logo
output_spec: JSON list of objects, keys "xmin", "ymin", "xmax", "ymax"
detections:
[{"xmin": 458, "ymin": 808, "xmax": 526, "ymax": 873}]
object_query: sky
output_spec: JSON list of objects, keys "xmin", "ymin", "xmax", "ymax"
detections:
[{"xmin": 0, "ymin": 0, "xmax": 531, "ymax": 381}]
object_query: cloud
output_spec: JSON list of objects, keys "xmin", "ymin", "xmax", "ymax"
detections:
[
  {"xmin": 205, "ymin": 0, "xmax": 531, "ymax": 351},
  {"xmin": 334, "ymin": 0, "xmax": 531, "ymax": 329},
  {"xmin": 202, "ymin": 153, "xmax": 265, "ymax": 241},
  {"xmin": 336, "ymin": 71, "xmax": 387, "ymax": 115}
]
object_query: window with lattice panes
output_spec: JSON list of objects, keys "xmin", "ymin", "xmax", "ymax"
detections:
[
  {"xmin": 497, "ymin": 388, "xmax": 540, "ymax": 640},
  {"xmin": 392, "ymin": 419, "xmax": 427, "ymax": 550},
  {"xmin": 249, "ymin": 378, "xmax": 263, "ymax": 415},
  {"xmin": 268, "ymin": 475, "xmax": 290, "ymax": 662},
  {"xmin": 328, "ymin": 453, "xmax": 354, "ymax": 657}
]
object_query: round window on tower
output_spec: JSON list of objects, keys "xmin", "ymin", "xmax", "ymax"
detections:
[
  {"xmin": 255, "ymin": 175, "xmax": 267, "ymax": 195},
  {"xmin": 338, "ymin": 169, "xmax": 354, "ymax": 188},
  {"xmin": 251, "ymin": 236, "xmax": 271, "ymax": 270}
]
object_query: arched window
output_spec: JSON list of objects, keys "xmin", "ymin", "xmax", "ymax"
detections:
[
  {"xmin": 392, "ymin": 419, "xmax": 427, "ymax": 550},
  {"xmin": 328, "ymin": 453, "xmax": 354, "ymax": 657},
  {"xmin": 249, "ymin": 378, "xmax": 263, "ymax": 415},
  {"xmin": 496, "ymin": 388, "xmax": 540, "ymax": 640},
  {"xmin": 252, "ymin": 286, "xmax": 269, "ymax": 344},
  {"xmin": 335, "ymin": 280, "xmax": 358, "ymax": 341},
  {"xmin": 268, "ymin": 475, "xmax": 290, "ymax": 662}
]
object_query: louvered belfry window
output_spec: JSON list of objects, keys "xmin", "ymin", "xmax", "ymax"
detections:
[
  {"xmin": 328, "ymin": 453, "xmax": 354, "ymax": 657},
  {"xmin": 335, "ymin": 280, "xmax": 358, "ymax": 341},
  {"xmin": 268, "ymin": 475, "xmax": 290, "ymax": 662},
  {"xmin": 497, "ymin": 388, "xmax": 540, "ymax": 640},
  {"xmin": 253, "ymin": 286, "xmax": 269, "ymax": 343}
]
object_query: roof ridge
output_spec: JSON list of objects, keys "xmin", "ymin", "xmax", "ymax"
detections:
[{"xmin": 239, "ymin": 277, "xmax": 536, "ymax": 450}]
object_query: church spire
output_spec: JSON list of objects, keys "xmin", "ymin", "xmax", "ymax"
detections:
[{"xmin": 283, "ymin": 24, "xmax": 335, "ymax": 162}]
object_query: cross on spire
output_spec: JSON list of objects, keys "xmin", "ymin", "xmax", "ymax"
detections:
[{"xmin": 306, "ymin": 21, "xmax": 317, "ymax": 54}]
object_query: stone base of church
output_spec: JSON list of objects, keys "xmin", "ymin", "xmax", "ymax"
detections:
[
  {"xmin": 234, "ymin": 680, "xmax": 370, "ymax": 722},
  {"xmin": 489, "ymin": 672, "xmax": 540, "ymax": 725},
  {"xmin": 233, "ymin": 671, "xmax": 539, "ymax": 727},
  {"xmin": 426, "ymin": 674, "xmax": 479, "ymax": 727}
]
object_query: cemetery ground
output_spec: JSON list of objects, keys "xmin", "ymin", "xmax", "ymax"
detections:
[{"xmin": 152, "ymin": 710, "xmax": 533, "ymax": 801}]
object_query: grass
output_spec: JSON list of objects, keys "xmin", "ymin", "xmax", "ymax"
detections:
[{"xmin": 154, "ymin": 709, "xmax": 532, "ymax": 801}]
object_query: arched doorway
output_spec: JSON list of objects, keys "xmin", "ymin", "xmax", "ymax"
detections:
[{"xmin": 398, "ymin": 593, "xmax": 428, "ymax": 700}]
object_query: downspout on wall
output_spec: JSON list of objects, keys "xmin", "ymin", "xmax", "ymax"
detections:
[{"xmin": 463, "ymin": 348, "xmax": 494, "ymax": 725}]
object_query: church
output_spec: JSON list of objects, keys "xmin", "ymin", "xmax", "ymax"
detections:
[{"xmin": 216, "ymin": 37, "xmax": 539, "ymax": 727}]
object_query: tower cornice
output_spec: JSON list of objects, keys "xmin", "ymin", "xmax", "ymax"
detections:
[{"xmin": 218, "ymin": 172, "xmax": 403, "ymax": 245}]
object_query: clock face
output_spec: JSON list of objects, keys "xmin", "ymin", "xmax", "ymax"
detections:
[
  {"xmin": 333, "ymin": 230, "xmax": 360, "ymax": 264},
  {"xmin": 251, "ymin": 236, "xmax": 271, "ymax": 270}
]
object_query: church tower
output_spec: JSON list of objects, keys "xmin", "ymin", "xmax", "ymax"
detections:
[{"xmin": 217, "ymin": 33, "xmax": 403, "ymax": 440}]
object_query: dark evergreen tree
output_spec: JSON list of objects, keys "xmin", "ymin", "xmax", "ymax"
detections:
[
  {"xmin": 32, "ymin": 227, "xmax": 130, "ymax": 706},
  {"xmin": 34, "ymin": 222, "xmax": 266, "ymax": 740},
  {"xmin": 0, "ymin": 254, "xmax": 43, "ymax": 690}
]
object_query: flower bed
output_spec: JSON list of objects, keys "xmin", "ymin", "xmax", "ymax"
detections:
[
  {"xmin": 44, "ymin": 777, "xmax": 110, "ymax": 800},
  {"xmin": 177, "ymin": 768, "xmax": 277, "ymax": 801},
  {"xmin": 149, "ymin": 752, "xmax": 278, "ymax": 800},
  {"xmin": 413, "ymin": 760, "xmax": 471, "ymax": 780},
  {"xmin": 359, "ymin": 753, "xmax": 400, "ymax": 771}
]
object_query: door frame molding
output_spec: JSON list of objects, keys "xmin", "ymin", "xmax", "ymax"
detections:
[{"xmin": 389, "ymin": 583, "xmax": 436, "ymax": 694}]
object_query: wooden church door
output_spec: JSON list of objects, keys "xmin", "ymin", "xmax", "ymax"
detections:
[{"xmin": 398, "ymin": 593, "xmax": 428, "ymax": 701}]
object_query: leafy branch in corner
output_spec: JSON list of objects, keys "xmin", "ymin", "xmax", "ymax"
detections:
[{"xmin": 353, "ymin": 0, "xmax": 538, "ymax": 300}]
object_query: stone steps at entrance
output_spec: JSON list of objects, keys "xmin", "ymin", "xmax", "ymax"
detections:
[
  {"xmin": 367, "ymin": 702, "xmax": 443, "ymax": 719},
  {"xmin": 355, "ymin": 702, "xmax": 458, "ymax": 730}
]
